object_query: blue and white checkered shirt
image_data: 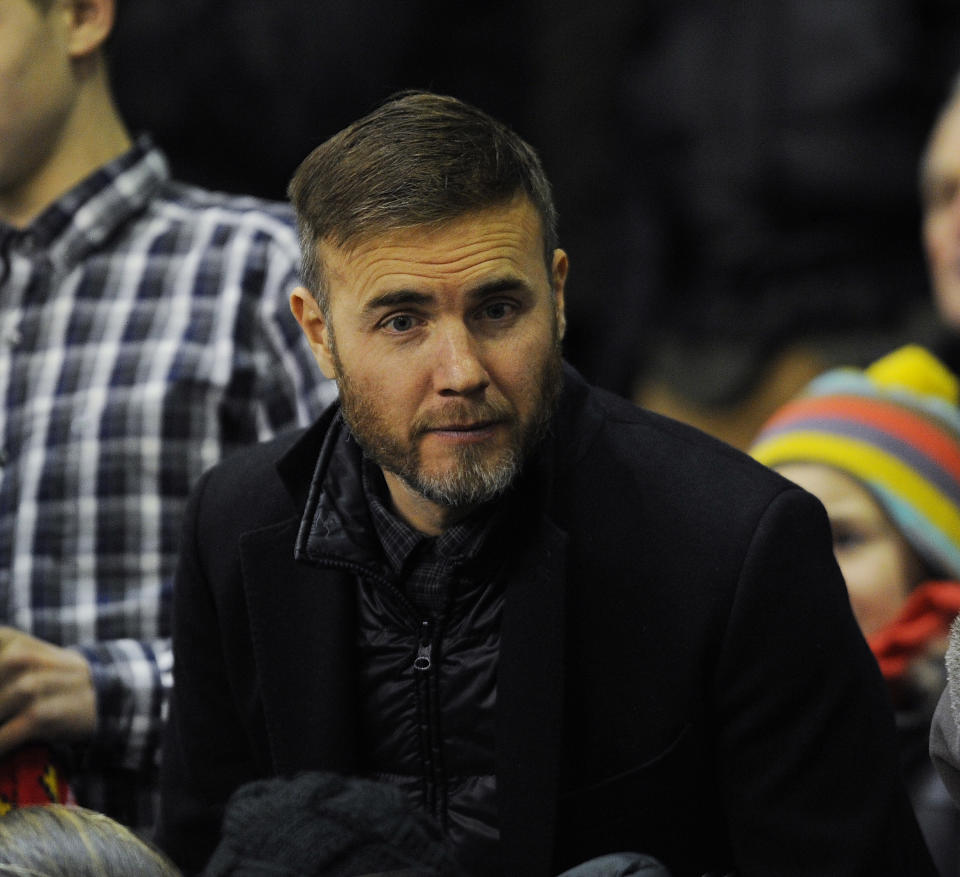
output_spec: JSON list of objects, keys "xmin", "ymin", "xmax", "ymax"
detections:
[{"xmin": 0, "ymin": 136, "xmax": 336, "ymax": 832}]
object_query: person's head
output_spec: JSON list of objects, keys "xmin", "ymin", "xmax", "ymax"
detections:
[
  {"xmin": 288, "ymin": 92, "xmax": 567, "ymax": 534},
  {"xmin": 750, "ymin": 345, "xmax": 960, "ymax": 636},
  {"xmin": 288, "ymin": 90, "xmax": 559, "ymax": 319},
  {"xmin": 921, "ymin": 74, "xmax": 960, "ymax": 329},
  {"xmin": 0, "ymin": 804, "xmax": 181, "ymax": 877},
  {"xmin": 0, "ymin": 0, "xmax": 124, "ymax": 227}
]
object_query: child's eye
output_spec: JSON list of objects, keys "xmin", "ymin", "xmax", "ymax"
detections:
[{"xmin": 832, "ymin": 523, "xmax": 864, "ymax": 551}]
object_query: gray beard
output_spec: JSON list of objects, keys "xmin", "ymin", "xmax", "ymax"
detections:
[{"xmin": 334, "ymin": 345, "xmax": 562, "ymax": 509}]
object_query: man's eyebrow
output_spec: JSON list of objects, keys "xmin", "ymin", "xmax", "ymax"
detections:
[
  {"xmin": 467, "ymin": 277, "xmax": 533, "ymax": 299},
  {"xmin": 362, "ymin": 290, "xmax": 434, "ymax": 313},
  {"xmin": 362, "ymin": 277, "xmax": 533, "ymax": 313}
]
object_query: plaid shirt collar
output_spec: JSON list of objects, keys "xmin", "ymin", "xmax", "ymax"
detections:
[
  {"xmin": 0, "ymin": 134, "xmax": 165, "ymax": 271},
  {"xmin": 361, "ymin": 457, "xmax": 493, "ymax": 576}
]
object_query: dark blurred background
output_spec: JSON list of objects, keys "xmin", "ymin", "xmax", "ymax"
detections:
[{"xmin": 109, "ymin": 0, "xmax": 960, "ymax": 447}]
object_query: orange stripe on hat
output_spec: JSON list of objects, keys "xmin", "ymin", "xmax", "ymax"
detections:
[{"xmin": 764, "ymin": 395, "xmax": 960, "ymax": 484}]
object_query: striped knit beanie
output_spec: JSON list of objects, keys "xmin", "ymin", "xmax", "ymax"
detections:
[{"xmin": 749, "ymin": 345, "xmax": 960, "ymax": 580}]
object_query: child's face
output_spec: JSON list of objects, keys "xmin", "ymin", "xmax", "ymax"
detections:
[{"xmin": 776, "ymin": 463, "xmax": 926, "ymax": 637}]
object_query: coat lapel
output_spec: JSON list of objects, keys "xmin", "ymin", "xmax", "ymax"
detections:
[
  {"xmin": 241, "ymin": 517, "xmax": 359, "ymax": 776},
  {"xmin": 497, "ymin": 516, "xmax": 568, "ymax": 876}
]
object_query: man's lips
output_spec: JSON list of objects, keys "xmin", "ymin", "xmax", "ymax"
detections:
[
  {"xmin": 419, "ymin": 420, "xmax": 503, "ymax": 442},
  {"xmin": 427, "ymin": 420, "xmax": 497, "ymax": 432}
]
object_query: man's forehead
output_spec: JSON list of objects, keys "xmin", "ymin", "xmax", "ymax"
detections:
[
  {"xmin": 316, "ymin": 200, "xmax": 546, "ymax": 292},
  {"xmin": 320, "ymin": 196, "xmax": 541, "ymax": 252}
]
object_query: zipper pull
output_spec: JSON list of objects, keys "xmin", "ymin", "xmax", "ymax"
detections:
[{"xmin": 413, "ymin": 620, "xmax": 432, "ymax": 672}]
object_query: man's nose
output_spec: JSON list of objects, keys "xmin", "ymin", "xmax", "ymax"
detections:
[{"xmin": 432, "ymin": 322, "xmax": 490, "ymax": 396}]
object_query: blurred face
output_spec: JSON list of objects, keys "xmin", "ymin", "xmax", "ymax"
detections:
[
  {"xmin": 292, "ymin": 197, "xmax": 567, "ymax": 533},
  {"xmin": 0, "ymin": 0, "xmax": 75, "ymax": 214},
  {"xmin": 776, "ymin": 463, "xmax": 925, "ymax": 636},
  {"xmin": 923, "ymin": 97, "xmax": 960, "ymax": 329}
]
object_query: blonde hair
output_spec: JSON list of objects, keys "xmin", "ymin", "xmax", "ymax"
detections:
[{"xmin": 0, "ymin": 805, "xmax": 180, "ymax": 877}]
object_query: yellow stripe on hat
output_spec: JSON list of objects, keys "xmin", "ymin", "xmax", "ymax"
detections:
[{"xmin": 751, "ymin": 431, "xmax": 960, "ymax": 541}]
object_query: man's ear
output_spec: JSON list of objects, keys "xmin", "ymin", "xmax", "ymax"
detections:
[
  {"xmin": 551, "ymin": 249, "xmax": 568, "ymax": 340},
  {"xmin": 65, "ymin": 0, "xmax": 115, "ymax": 59},
  {"xmin": 290, "ymin": 286, "xmax": 337, "ymax": 380}
]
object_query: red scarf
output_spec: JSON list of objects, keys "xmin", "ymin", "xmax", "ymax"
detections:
[
  {"xmin": 0, "ymin": 744, "xmax": 74, "ymax": 814},
  {"xmin": 867, "ymin": 580, "xmax": 960, "ymax": 680}
]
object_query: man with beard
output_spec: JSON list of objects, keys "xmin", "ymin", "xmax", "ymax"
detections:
[{"xmin": 157, "ymin": 92, "xmax": 935, "ymax": 876}]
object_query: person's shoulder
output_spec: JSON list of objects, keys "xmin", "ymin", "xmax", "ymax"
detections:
[
  {"xmin": 187, "ymin": 422, "xmax": 320, "ymax": 539},
  {"xmin": 209, "ymin": 414, "xmax": 326, "ymax": 480},
  {"xmin": 161, "ymin": 179, "xmax": 295, "ymax": 223},
  {"xmin": 549, "ymin": 369, "xmax": 814, "ymax": 560},
  {"xmin": 560, "ymin": 368, "xmax": 789, "ymax": 496},
  {"xmin": 199, "ymin": 405, "xmax": 334, "ymax": 500},
  {"xmin": 197, "ymin": 428, "xmax": 295, "ymax": 492},
  {"xmin": 147, "ymin": 176, "xmax": 299, "ymax": 252},
  {"xmin": 549, "ymin": 372, "xmax": 831, "ymax": 612}
]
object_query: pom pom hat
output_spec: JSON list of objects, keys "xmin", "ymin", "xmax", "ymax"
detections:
[{"xmin": 750, "ymin": 345, "xmax": 960, "ymax": 580}]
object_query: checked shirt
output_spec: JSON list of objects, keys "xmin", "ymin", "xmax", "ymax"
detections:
[{"xmin": 0, "ymin": 136, "xmax": 336, "ymax": 831}]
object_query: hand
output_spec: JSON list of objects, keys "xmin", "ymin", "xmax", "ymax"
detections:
[{"xmin": 0, "ymin": 627, "xmax": 96, "ymax": 756}]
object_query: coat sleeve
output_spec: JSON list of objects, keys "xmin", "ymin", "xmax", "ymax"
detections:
[
  {"xmin": 154, "ymin": 467, "xmax": 263, "ymax": 875},
  {"xmin": 713, "ymin": 486, "xmax": 936, "ymax": 875}
]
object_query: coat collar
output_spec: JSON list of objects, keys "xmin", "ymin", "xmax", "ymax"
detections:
[{"xmin": 241, "ymin": 516, "xmax": 360, "ymax": 776}]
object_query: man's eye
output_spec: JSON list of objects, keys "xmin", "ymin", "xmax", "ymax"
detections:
[
  {"xmin": 482, "ymin": 301, "xmax": 515, "ymax": 320},
  {"xmin": 383, "ymin": 314, "xmax": 418, "ymax": 333}
]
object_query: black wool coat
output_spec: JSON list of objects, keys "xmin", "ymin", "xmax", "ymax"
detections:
[{"xmin": 157, "ymin": 366, "xmax": 934, "ymax": 877}]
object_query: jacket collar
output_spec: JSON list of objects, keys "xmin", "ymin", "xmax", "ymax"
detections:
[{"xmin": 292, "ymin": 410, "xmax": 390, "ymax": 578}]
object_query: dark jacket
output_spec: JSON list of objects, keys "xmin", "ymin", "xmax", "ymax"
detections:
[
  {"xmin": 293, "ymin": 410, "xmax": 506, "ymax": 864},
  {"xmin": 157, "ymin": 366, "xmax": 934, "ymax": 876}
]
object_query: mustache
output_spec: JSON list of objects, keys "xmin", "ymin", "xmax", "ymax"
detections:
[{"xmin": 411, "ymin": 401, "xmax": 514, "ymax": 436}]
